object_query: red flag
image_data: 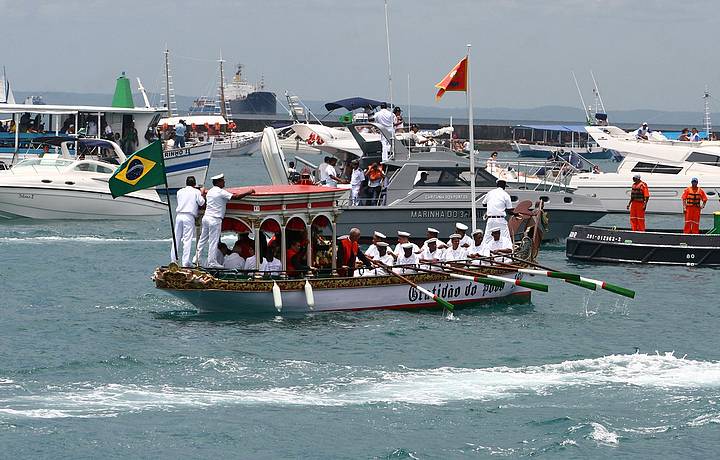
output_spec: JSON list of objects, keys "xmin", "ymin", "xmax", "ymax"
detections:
[{"xmin": 435, "ymin": 56, "xmax": 468, "ymax": 100}]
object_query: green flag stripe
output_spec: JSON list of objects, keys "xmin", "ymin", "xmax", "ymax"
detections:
[{"xmin": 109, "ymin": 141, "xmax": 166, "ymax": 198}]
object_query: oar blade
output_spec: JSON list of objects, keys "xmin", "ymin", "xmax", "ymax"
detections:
[
  {"xmin": 602, "ymin": 283, "xmax": 636, "ymax": 299},
  {"xmin": 476, "ymin": 277, "xmax": 505, "ymax": 288},
  {"xmin": 548, "ymin": 271, "xmax": 581, "ymax": 282},
  {"xmin": 434, "ymin": 296, "xmax": 455, "ymax": 311},
  {"xmin": 517, "ymin": 280, "xmax": 549, "ymax": 292},
  {"xmin": 565, "ymin": 279, "xmax": 597, "ymax": 291}
]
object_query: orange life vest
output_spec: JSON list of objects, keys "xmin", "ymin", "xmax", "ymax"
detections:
[
  {"xmin": 339, "ymin": 237, "xmax": 358, "ymax": 267},
  {"xmin": 683, "ymin": 187, "xmax": 705, "ymax": 207},
  {"xmin": 630, "ymin": 181, "xmax": 649, "ymax": 201}
]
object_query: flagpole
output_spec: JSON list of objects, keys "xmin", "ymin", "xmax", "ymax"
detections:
[
  {"xmin": 160, "ymin": 152, "xmax": 179, "ymax": 263},
  {"xmin": 466, "ymin": 43, "xmax": 476, "ymax": 232}
]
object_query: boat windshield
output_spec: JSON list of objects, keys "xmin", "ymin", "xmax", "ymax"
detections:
[{"xmin": 13, "ymin": 158, "xmax": 74, "ymax": 169}]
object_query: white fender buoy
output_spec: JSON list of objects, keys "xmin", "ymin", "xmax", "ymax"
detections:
[
  {"xmin": 272, "ymin": 281, "xmax": 282, "ymax": 312},
  {"xmin": 304, "ymin": 279, "xmax": 315, "ymax": 310}
]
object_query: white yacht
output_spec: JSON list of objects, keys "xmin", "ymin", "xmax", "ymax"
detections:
[
  {"xmin": 0, "ymin": 138, "xmax": 167, "ymax": 219},
  {"xmin": 570, "ymin": 126, "xmax": 720, "ymax": 214},
  {"xmin": 159, "ymin": 115, "xmax": 260, "ymax": 157}
]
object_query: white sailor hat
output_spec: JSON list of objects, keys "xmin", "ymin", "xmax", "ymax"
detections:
[
  {"xmin": 472, "ymin": 229, "xmax": 484, "ymax": 236},
  {"xmin": 374, "ymin": 231, "xmax": 387, "ymax": 239},
  {"xmin": 427, "ymin": 227, "xmax": 439, "ymax": 234},
  {"xmin": 211, "ymin": 173, "xmax": 225, "ymax": 180},
  {"xmin": 402, "ymin": 242, "xmax": 414, "ymax": 249},
  {"xmin": 376, "ymin": 241, "xmax": 389, "ymax": 247},
  {"xmin": 425, "ymin": 238, "xmax": 438, "ymax": 244},
  {"xmin": 633, "ymin": 174, "xmax": 641, "ymax": 180},
  {"xmin": 455, "ymin": 222, "xmax": 468, "ymax": 231},
  {"xmin": 248, "ymin": 232, "xmax": 255, "ymax": 240},
  {"xmin": 398, "ymin": 231, "xmax": 411, "ymax": 237},
  {"xmin": 490, "ymin": 226, "xmax": 502, "ymax": 233},
  {"xmin": 449, "ymin": 233, "xmax": 461, "ymax": 239}
]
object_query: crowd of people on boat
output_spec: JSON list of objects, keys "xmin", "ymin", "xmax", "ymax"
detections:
[
  {"xmin": 634, "ymin": 122, "xmax": 717, "ymax": 142},
  {"xmin": 170, "ymin": 172, "xmax": 518, "ymax": 278}
]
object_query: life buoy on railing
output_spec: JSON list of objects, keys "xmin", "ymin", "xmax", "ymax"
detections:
[
  {"xmin": 316, "ymin": 136, "xmax": 324, "ymax": 145},
  {"xmin": 307, "ymin": 133, "xmax": 317, "ymax": 145},
  {"xmin": 191, "ymin": 123, "xmax": 197, "ymax": 131},
  {"xmin": 228, "ymin": 121, "xmax": 236, "ymax": 131},
  {"xmin": 215, "ymin": 122, "xmax": 221, "ymax": 131}
]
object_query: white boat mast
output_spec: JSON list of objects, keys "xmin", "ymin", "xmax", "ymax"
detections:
[
  {"xmin": 384, "ymin": 0, "xmax": 393, "ymax": 108},
  {"xmin": 590, "ymin": 70, "xmax": 606, "ymax": 114},
  {"xmin": 571, "ymin": 71, "xmax": 591, "ymax": 123},
  {"xmin": 218, "ymin": 54, "xmax": 228, "ymax": 120},
  {"xmin": 136, "ymin": 78, "xmax": 151, "ymax": 108},
  {"xmin": 704, "ymin": 86, "xmax": 712, "ymax": 139},
  {"xmin": 161, "ymin": 48, "xmax": 178, "ymax": 117}
]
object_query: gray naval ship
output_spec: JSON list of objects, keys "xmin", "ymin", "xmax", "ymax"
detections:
[{"xmin": 260, "ymin": 123, "xmax": 606, "ymax": 242}]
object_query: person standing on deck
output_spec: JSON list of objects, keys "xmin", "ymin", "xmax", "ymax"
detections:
[
  {"xmin": 627, "ymin": 174, "xmax": 650, "ymax": 231},
  {"xmin": 336, "ymin": 228, "xmax": 372, "ymax": 277},
  {"xmin": 682, "ymin": 177, "xmax": 708, "ymax": 234},
  {"xmin": 171, "ymin": 176, "xmax": 205, "ymax": 267},
  {"xmin": 373, "ymin": 103, "xmax": 395, "ymax": 162},
  {"xmin": 481, "ymin": 179, "xmax": 514, "ymax": 244},
  {"xmin": 349, "ymin": 159, "xmax": 365, "ymax": 205},
  {"xmin": 174, "ymin": 120, "xmax": 187, "ymax": 148},
  {"xmin": 195, "ymin": 174, "xmax": 255, "ymax": 268}
]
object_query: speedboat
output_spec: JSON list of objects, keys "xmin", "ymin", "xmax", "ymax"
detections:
[
  {"xmin": 0, "ymin": 138, "xmax": 167, "ymax": 219},
  {"xmin": 512, "ymin": 124, "xmax": 619, "ymax": 160},
  {"xmin": 570, "ymin": 126, "xmax": 720, "ymax": 214}
]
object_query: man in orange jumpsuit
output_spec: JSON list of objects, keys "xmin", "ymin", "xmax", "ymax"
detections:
[
  {"xmin": 681, "ymin": 177, "xmax": 708, "ymax": 234},
  {"xmin": 626, "ymin": 174, "xmax": 650, "ymax": 231}
]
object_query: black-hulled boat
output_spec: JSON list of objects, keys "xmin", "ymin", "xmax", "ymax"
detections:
[{"xmin": 566, "ymin": 222, "xmax": 720, "ymax": 266}]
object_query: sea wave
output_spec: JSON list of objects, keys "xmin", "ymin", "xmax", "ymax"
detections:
[{"xmin": 1, "ymin": 353, "xmax": 719, "ymax": 418}]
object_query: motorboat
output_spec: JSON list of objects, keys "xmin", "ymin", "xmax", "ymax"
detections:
[
  {"xmin": 0, "ymin": 73, "xmax": 213, "ymax": 190},
  {"xmin": 0, "ymin": 138, "xmax": 166, "ymax": 219},
  {"xmin": 159, "ymin": 115, "xmax": 260, "ymax": 157},
  {"xmin": 566, "ymin": 221, "xmax": 720, "ymax": 266},
  {"xmin": 259, "ymin": 125, "xmax": 607, "ymax": 242},
  {"xmin": 512, "ymin": 124, "xmax": 619, "ymax": 160},
  {"xmin": 570, "ymin": 126, "xmax": 720, "ymax": 214}
]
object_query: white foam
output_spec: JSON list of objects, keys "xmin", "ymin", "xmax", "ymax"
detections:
[
  {"xmin": 2, "ymin": 353, "xmax": 719, "ymax": 419},
  {"xmin": 589, "ymin": 422, "xmax": 619, "ymax": 445}
]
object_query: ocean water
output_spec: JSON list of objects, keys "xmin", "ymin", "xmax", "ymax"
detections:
[{"xmin": 1, "ymin": 154, "xmax": 719, "ymax": 459}]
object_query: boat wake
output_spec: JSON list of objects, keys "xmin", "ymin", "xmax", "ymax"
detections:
[{"xmin": 1, "ymin": 353, "xmax": 719, "ymax": 418}]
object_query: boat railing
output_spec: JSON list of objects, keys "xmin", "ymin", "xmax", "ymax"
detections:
[{"xmin": 489, "ymin": 157, "xmax": 581, "ymax": 192}]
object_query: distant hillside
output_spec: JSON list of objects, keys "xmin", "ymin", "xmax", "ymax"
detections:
[{"xmin": 11, "ymin": 91, "xmax": 716, "ymax": 127}]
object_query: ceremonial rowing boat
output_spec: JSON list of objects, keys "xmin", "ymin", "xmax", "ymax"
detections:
[{"xmin": 153, "ymin": 184, "xmax": 549, "ymax": 315}]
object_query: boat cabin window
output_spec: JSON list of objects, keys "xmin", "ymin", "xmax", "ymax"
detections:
[
  {"xmin": 13, "ymin": 158, "xmax": 74, "ymax": 168},
  {"xmin": 686, "ymin": 152, "xmax": 720, "ymax": 166},
  {"xmin": 630, "ymin": 162, "xmax": 682, "ymax": 175},
  {"xmin": 74, "ymin": 162, "xmax": 96, "ymax": 172},
  {"xmin": 416, "ymin": 169, "xmax": 470, "ymax": 186},
  {"xmin": 96, "ymin": 164, "xmax": 115, "ymax": 174}
]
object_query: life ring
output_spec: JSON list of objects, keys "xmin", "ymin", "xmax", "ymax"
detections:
[
  {"xmin": 307, "ymin": 133, "xmax": 317, "ymax": 145},
  {"xmin": 228, "ymin": 121, "xmax": 236, "ymax": 130},
  {"xmin": 191, "ymin": 123, "xmax": 197, "ymax": 131},
  {"xmin": 215, "ymin": 122, "xmax": 221, "ymax": 131},
  {"xmin": 316, "ymin": 136, "xmax": 324, "ymax": 145}
]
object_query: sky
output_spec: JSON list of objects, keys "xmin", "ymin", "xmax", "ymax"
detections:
[{"xmin": 2, "ymin": 0, "xmax": 719, "ymax": 112}]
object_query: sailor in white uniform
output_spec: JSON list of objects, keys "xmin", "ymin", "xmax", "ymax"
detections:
[
  {"xmin": 393, "ymin": 231, "xmax": 420, "ymax": 258},
  {"xmin": 481, "ymin": 179, "xmax": 514, "ymax": 244},
  {"xmin": 195, "ymin": 174, "xmax": 255, "ymax": 268},
  {"xmin": 364, "ymin": 231, "xmax": 387, "ymax": 260},
  {"xmin": 421, "ymin": 227, "xmax": 447, "ymax": 251},
  {"xmin": 446, "ymin": 222, "xmax": 472, "ymax": 248},
  {"xmin": 223, "ymin": 241, "xmax": 245, "ymax": 269},
  {"xmin": 359, "ymin": 241, "xmax": 394, "ymax": 276},
  {"xmin": 171, "ymin": 176, "xmax": 205, "ymax": 267},
  {"xmin": 442, "ymin": 234, "xmax": 468, "ymax": 262},
  {"xmin": 419, "ymin": 238, "xmax": 444, "ymax": 271},
  {"xmin": 349, "ymin": 159, "xmax": 365, "ymax": 205},
  {"xmin": 373, "ymin": 102, "xmax": 395, "ymax": 162},
  {"xmin": 466, "ymin": 229, "xmax": 485, "ymax": 265},
  {"xmin": 394, "ymin": 242, "xmax": 419, "ymax": 274},
  {"xmin": 479, "ymin": 227, "xmax": 513, "ymax": 265},
  {"xmin": 259, "ymin": 248, "xmax": 283, "ymax": 276}
]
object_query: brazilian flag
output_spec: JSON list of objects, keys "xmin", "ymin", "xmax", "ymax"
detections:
[{"xmin": 109, "ymin": 141, "xmax": 166, "ymax": 198}]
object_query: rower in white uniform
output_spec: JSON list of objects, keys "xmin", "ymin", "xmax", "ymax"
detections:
[
  {"xmin": 364, "ymin": 231, "xmax": 387, "ymax": 260},
  {"xmin": 195, "ymin": 173, "xmax": 255, "ymax": 268},
  {"xmin": 394, "ymin": 242, "xmax": 419, "ymax": 274},
  {"xmin": 442, "ymin": 233, "xmax": 468, "ymax": 262},
  {"xmin": 479, "ymin": 226, "xmax": 513, "ymax": 265},
  {"xmin": 421, "ymin": 227, "xmax": 446, "ymax": 251},
  {"xmin": 392, "ymin": 231, "xmax": 420, "ymax": 258},
  {"xmin": 466, "ymin": 229, "xmax": 485, "ymax": 265},
  {"xmin": 481, "ymin": 179, "xmax": 514, "ymax": 244},
  {"xmin": 446, "ymin": 222, "xmax": 472, "ymax": 248},
  {"xmin": 419, "ymin": 238, "xmax": 444, "ymax": 271},
  {"xmin": 361, "ymin": 241, "xmax": 394, "ymax": 276},
  {"xmin": 171, "ymin": 176, "xmax": 205, "ymax": 267}
]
